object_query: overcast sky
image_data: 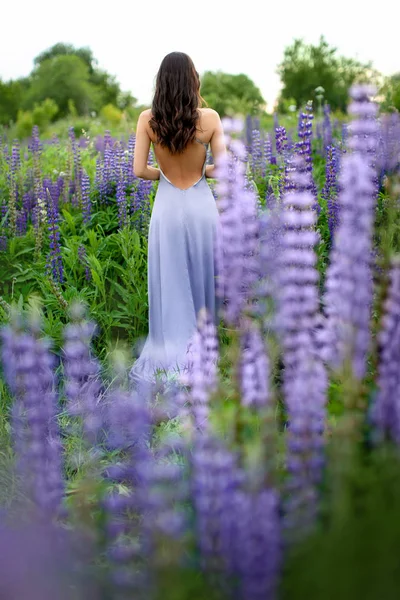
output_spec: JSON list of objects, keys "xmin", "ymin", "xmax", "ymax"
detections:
[{"xmin": 1, "ymin": 0, "xmax": 397, "ymax": 112}]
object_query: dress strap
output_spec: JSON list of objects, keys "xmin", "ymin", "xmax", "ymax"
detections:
[{"xmin": 195, "ymin": 137, "xmax": 209, "ymax": 149}]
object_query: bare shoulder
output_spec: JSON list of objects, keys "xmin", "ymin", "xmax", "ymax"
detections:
[
  {"xmin": 199, "ymin": 107, "xmax": 221, "ymax": 122},
  {"xmin": 138, "ymin": 108, "xmax": 152, "ymax": 123}
]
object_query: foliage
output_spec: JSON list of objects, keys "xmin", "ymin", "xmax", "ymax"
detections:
[
  {"xmin": 277, "ymin": 36, "xmax": 378, "ymax": 112},
  {"xmin": 200, "ymin": 71, "xmax": 265, "ymax": 116},
  {"xmin": 380, "ymin": 73, "xmax": 400, "ymax": 112},
  {"xmin": 100, "ymin": 103, "xmax": 123, "ymax": 126}
]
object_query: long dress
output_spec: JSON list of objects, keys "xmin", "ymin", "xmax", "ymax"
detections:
[{"xmin": 129, "ymin": 139, "xmax": 219, "ymax": 386}]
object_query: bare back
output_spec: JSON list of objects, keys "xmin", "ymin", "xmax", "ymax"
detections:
[{"xmin": 138, "ymin": 108, "xmax": 225, "ymax": 190}]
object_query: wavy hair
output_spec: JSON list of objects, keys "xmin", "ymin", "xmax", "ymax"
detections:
[{"xmin": 149, "ymin": 52, "xmax": 204, "ymax": 154}]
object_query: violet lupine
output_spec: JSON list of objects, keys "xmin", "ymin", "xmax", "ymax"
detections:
[
  {"xmin": 44, "ymin": 186, "xmax": 63, "ymax": 284},
  {"xmin": 0, "ymin": 312, "xmax": 65, "ymax": 518},
  {"xmin": 275, "ymin": 126, "xmax": 288, "ymax": 156},
  {"xmin": 372, "ymin": 258, "xmax": 400, "ymax": 443},
  {"xmin": 81, "ymin": 170, "xmax": 91, "ymax": 225},
  {"xmin": 283, "ymin": 330, "xmax": 327, "ymax": 534},
  {"xmin": 250, "ymin": 128, "xmax": 263, "ymax": 177},
  {"xmin": 0, "ymin": 519, "xmax": 96, "ymax": 600},
  {"xmin": 322, "ymin": 144, "xmax": 340, "ymax": 238},
  {"xmin": 296, "ymin": 102, "xmax": 318, "ymax": 206},
  {"xmin": 276, "ymin": 159, "xmax": 322, "ymax": 366},
  {"xmin": 264, "ymin": 134, "xmax": 273, "ymax": 165},
  {"xmin": 0, "ymin": 235, "xmax": 7, "ymax": 251},
  {"xmin": 104, "ymin": 383, "xmax": 186, "ymax": 597},
  {"xmin": 78, "ymin": 244, "xmax": 92, "ymax": 281},
  {"xmin": 276, "ymin": 159, "xmax": 328, "ymax": 527},
  {"xmin": 191, "ymin": 433, "xmax": 242, "ymax": 581},
  {"xmin": 323, "ymin": 103, "xmax": 333, "ymax": 151},
  {"xmin": 132, "ymin": 179, "xmax": 152, "ymax": 233},
  {"xmin": 239, "ymin": 320, "xmax": 270, "ymax": 409},
  {"xmin": 126, "ymin": 133, "xmax": 136, "ymax": 187},
  {"xmin": 179, "ymin": 308, "xmax": 219, "ymax": 431},
  {"xmin": 62, "ymin": 302, "xmax": 104, "ymax": 443},
  {"xmin": 215, "ymin": 129, "xmax": 260, "ymax": 325},
  {"xmin": 323, "ymin": 84, "xmax": 379, "ymax": 379},
  {"xmin": 230, "ymin": 486, "xmax": 281, "ymax": 600}
]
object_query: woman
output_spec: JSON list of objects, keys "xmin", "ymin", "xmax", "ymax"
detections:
[{"xmin": 129, "ymin": 51, "xmax": 226, "ymax": 385}]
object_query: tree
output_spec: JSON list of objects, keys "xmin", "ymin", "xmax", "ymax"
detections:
[
  {"xmin": 200, "ymin": 71, "xmax": 265, "ymax": 117},
  {"xmin": 381, "ymin": 73, "xmax": 400, "ymax": 112},
  {"xmin": 0, "ymin": 78, "xmax": 29, "ymax": 125},
  {"xmin": 277, "ymin": 37, "xmax": 379, "ymax": 112},
  {"xmin": 33, "ymin": 43, "xmax": 136, "ymax": 112},
  {"xmin": 34, "ymin": 43, "xmax": 96, "ymax": 74},
  {"xmin": 24, "ymin": 55, "xmax": 95, "ymax": 117}
]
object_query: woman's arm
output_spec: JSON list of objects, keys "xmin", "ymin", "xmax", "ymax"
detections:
[
  {"xmin": 133, "ymin": 110, "xmax": 160, "ymax": 180},
  {"xmin": 205, "ymin": 111, "xmax": 227, "ymax": 179}
]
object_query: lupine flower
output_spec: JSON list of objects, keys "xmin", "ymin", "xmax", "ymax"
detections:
[
  {"xmin": 296, "ymin": 102, "xmax": 318, "ymax": 206},
  {"xmin": 231, "ymin": 486, "xmax": 281, "ymax": 600},
  {"xmin": 275, "ymin": 126, "xmax": 288, "ymax": 156},
  {"xmin": 191, "ymin": 433, "xmax": 242, "ymax": 579},
  {"xmin": 0, "ymin": 235, "xmax": 7, "ymax": 251},
  {"xmin": 323, "ymin": 84, "xmax": 379, "ymax": 379},
  {"xmin": 215, "ymin": 128, "xmax": 260, "ymax": 325},
  {"xmin": 323, "ymin": 103, "xmax": 333, "ymax": 151},
  {"xmin": 62, "ymin": 302, "xmax": 104, "ymax": 443},
  {"xmin": 81, "ymin": 170, "xmax": 91, "ymax": 225},
  {"xmin": 239, "ymin": 320, "xmax": 270, "ymax": 409},
  {"xmin": 283, "ymin": 330, "xmax": 327, "ymax": 534},
  {"xmin": 372, "ymin": 258, "xmax": 400, "ymax": 443},
  {"xmin": 104, "ymin": 382, "xmax": 186, "ymax": 597},
  {"xmin": 180, "ymin": 308, "xmax": 219, "ymax": 430},
  {"xmin": 323, "ymin": 144, "xmax": 340, "ymax": 237},
  {"xmin": 78, "ymin": 244, "xmax": 92, "ymax": 281},
  {"xmin": 277, "ymin": 158, "xmax": 321, "ymax": 369},
  {"xmin": 0, "ymin": 518, "xmax": 97, "ymax": 599},
  {"xmin": 250, "ymin": 128, "xmax": 263, "ymax": 177},
  {"xmin": 0, "ymin": 310, "xmax": 65, "ymax": 518},
  {"xmin": 44, "ymin": 186, "xmax": 64, "ymax": 283}
]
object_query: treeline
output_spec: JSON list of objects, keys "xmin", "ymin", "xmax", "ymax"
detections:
[{"xmin": 0, "ymin": 37, "xmax": 398, "ymax": 139}]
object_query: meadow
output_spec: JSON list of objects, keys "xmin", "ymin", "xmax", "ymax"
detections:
[{"xmin": 0, "ymin": 86, "xmax": 400, "ymax": 599}]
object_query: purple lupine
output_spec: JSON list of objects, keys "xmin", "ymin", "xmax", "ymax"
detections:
[
  {"xmin": 44, "ymin": 186, "xmax": 63, "ymax": 283},
  {"xmin": 230, "ymin": 486, "xmax": 281, "ymax": 600},
  {"xmin": 0, "ymin": 519, "xmax": 97, "ymax": 599},
  {"xmin": 372, "ymin": 258, "xmax": 400, "ymax": 443},
  {"xmin": 276, "ymin": 158, "xmax": 322, "ymax": 369},
  {"xmin": 191, "ymin": 433, "xmax": 242, "ymax": 580},
  {"xmin": 81, "ymin": 170, "xmax": 92, "ymax": 225},
  {"xmin": 245, "ymin": 115, "xmax": 253, "ymax": 150},
  {"xmin": 275, "ymin": 126, "xmax": 288, "ymax": 156},
  {"xmin": 264, "ymin": 134, "xmax": 273, "ymax": 165},
  {"xmin": 296, "ymin": 102, "xmax": 318, "ymax": 205},
  {"xmin": 250, "ymin": 128, "xmax": 263, "ymax": 177},
  {"xmin": 0, "ymin": 313, "xmax": 65, "ymax": 518},
  {"xmin": 62, "ymin": 301, "xmax": 104, "ymax": 443},
  {"xmin": 323, "ymin": 145, "xmax": 340, "ymax": 237},
  {"xmin": 78, "ymin": 245, "xmax": 92, "ymax": 282},
  {"xmin": 283, "ymin": 330, "xmax": 327, "ymax": 534},
  {"xmin": 132, "ymin": 179, "xmax": 152, "ymax": 233},
  {"xmin": 239, "ymin": 320, "xmax": 270, "ymax": 409},
  {"xmin": 179, "ymin": 309, "xmax": 219, "ymax": 430},
  {"xmin": 323, "ymin": 84, "xmax": 379, "ymax": 379},
  {"xmin": 126, "ymin": 133, "xmax": 136, "ymax": 187},
  {"xmin": 0, "ymin": 235, "xmax": 7, "ymax": 251},
  {"xmin": 104, "ymin": 382, "xmax": 186, "ymax": 596},
  {"xmin": 215, "ymin": 128, "xmax": 260, "ymax": 325},
  {"xmin": 323, "ymin": 103, "xmax": 333, "ymax": 151}
]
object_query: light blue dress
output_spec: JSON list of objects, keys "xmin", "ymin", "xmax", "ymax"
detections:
[{"xmin": 129, "ymin": 140, "xmax": 220, "ymax": 385}]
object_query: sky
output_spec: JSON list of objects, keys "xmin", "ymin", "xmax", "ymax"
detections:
[{"xmin": 1, "ymin": 0, "xmax": 398, "ymax": 112}]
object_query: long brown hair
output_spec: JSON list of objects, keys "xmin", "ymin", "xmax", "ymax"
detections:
[{"xmin": 149, "ymin": 52, "xmax": 203, "ymax": 155}]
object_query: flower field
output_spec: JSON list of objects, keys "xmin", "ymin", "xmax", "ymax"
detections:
[{"xmin": 0, "ymin": 85, "xmax": 400, "ymax": 599}]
